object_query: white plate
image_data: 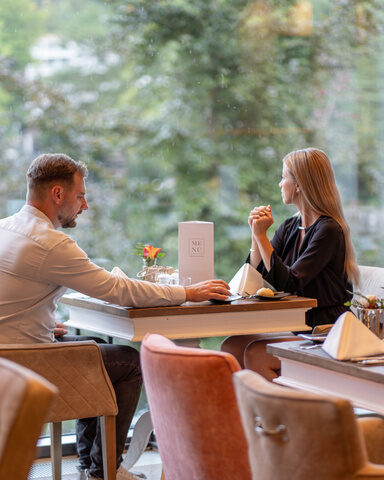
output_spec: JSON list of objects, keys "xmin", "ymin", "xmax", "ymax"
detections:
[{"xmin": 249, "ymin": 292, "xmax": 291, "ymax": 301}]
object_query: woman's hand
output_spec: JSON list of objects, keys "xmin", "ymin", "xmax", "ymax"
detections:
[
  {"xmin": 248, "ymin": 205, "xmax": 269, "ymax": 228},
  {"xmin": 249, "ymin": 205, "xmax": 273, "ymax": 237}
]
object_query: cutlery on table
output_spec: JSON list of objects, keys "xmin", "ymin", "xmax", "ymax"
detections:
[
  {"xmin": 299, "ymin": 344, "xmax": 322, "ymax": 350},
  {"xmin": 350, "ymin": 355, "xmax": 384, "ymax": 362},
  {"xmin": 355, "ymin": 359, "xmax": 384, "ymax": 366}
]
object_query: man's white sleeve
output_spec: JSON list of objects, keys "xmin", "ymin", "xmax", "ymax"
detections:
[{"xmin": 41, "ymin": 237, "xmax": 186, "ymax": 307}]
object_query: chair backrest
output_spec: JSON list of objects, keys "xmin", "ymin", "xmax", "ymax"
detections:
[
  {"xmin": 0, "ymin": 357, "xmax": 58, "ymax": 480},
  {"xmin": 233, "ymin": 369, "xmax": 370, "ymax": 480},
  {"xmin": 141, "ymin": 333, "xmax": 252, "ymax": 480},
  {"xmin": 0, "ymin": 341, "xmax": 117, "ymax": 422},
  {"xmin": 355, "ymin": 265, "xmax": 384, "ymax": 299}
]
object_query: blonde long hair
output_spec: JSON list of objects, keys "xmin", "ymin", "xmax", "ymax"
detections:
[{"xmin": 283, "ymin": 148, "xmax": 359, "ymax": 286}]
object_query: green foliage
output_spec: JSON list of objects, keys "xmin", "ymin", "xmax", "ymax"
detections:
[
  {"xmin": 44, "ymin": 0, "xmax": 113, "ymax": 45},
  {"xmin": 1, "ymin": 0, "xmax": 384, "ymax": 277},
  {"xmin": 0, "ymin": 0, "xmax": 44, "ymax": 67}
]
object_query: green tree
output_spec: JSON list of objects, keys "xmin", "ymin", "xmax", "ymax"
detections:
[
  {"xmin": 1, "ymin": 0, "xmax": 384, "ymax": 276},
  {"xmin": 0, "ymin": 0, "xmax": 44, "ymax": 67}
]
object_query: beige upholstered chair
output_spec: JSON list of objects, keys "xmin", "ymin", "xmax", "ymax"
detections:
[
  {"xmin": 0, "ymin": 357, "xmax": 58, "ymax": 480},
  {"xmin": 0, "ymin": 341, "xmax": 118, "ymax": 480},
  {"xmin": 141, "ymin": 333, "xmax": 252, "ymax": 480},
  {"xmin": 233, "ymin": 369, "xmax": 384, "ymax": 480}
]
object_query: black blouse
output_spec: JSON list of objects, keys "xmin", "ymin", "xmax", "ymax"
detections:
[{"xmin": 253, "ymin": 215, "xmax": 352, "ymax": 329}]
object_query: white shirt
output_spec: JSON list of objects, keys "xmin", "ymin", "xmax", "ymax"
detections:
[{"xmin": 0, "ymin": 205, "xmax": 186, "ymax": 343}]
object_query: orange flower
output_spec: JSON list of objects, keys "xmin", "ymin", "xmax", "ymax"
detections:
[{"xmin": 143, "ymin": 245, "xmax": 162, "ymax": 259}]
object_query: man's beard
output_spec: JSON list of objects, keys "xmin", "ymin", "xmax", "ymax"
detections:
[
  {"xmin": 58, "ymin": 211, "xmax": 81, "ymax": 229},
  {"xmin": 61, "ymin": 217, "xmax": 77, "ymax": 229}
]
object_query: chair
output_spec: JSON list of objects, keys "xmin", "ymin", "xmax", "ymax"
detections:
[
  {"xmin": 0, "ymin": 341, "xmax": 118, "ymax": 480},
  {"xmin": 141, "ymin": 333, "xmax": 251, "ymax": 480},
  {"xmin": 233, "ymin": 369, "xmax": 384, "ymax": 480},
  {"xmin": 0, "ymin": 357, "xmax": 58, "ymax": 480},
  {"xmin": 312, "ymin": 265, "xmax": 384, "ymax": 335},
  {"xmin": 354, "ymin": 265, "xmax": 384, "ymax": 300}
]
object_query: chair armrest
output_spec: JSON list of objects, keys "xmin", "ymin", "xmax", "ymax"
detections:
[{"xmin": 0, "ymin": 341, "xmax": 117, "ymax": 422}]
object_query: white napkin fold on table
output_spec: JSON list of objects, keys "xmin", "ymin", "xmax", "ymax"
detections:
[
  {"xmin": 322, "ymin": 311, "xmax": 384, "ymax": 360},
  {"xmin": 229, "ymin": 263, "xmax": 275, "ymax": 296}
]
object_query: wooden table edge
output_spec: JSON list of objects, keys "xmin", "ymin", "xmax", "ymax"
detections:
[
  {"xmin": 60, "ymin": 295, "xmax": 317, "ymax": 318},
  {"xmin": 268, "ymin": 340, "xmax": 384, "ymax": 385}
]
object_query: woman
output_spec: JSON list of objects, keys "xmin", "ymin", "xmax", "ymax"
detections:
[{"xmin": 221, "ymin": 148, "xmax": 359, "ymax": 380}]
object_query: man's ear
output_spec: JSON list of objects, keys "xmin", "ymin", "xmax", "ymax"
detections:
[{"xmin": 51, "ymin": 185, "xmax": 64, "ymax": 204}]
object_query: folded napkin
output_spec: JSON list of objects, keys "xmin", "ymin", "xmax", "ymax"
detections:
[
  {"xmin": 322, "ymin": 311, "xmax": 384, "ymax": 360},
  {"xmin": 229, "ymin": 263, "xmax": 274, "ymax": 296},
  {"xmin": 111, "ymin": 266, "xmax": 129, "ymax": 279}
]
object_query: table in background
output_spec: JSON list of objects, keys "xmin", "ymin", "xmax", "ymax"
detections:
[
  {"xmin": 59, "ymin": 295, "xmax": 316, "ymax": 469},
  {"xmin": 268, "ymin": 340, "xmax": 384, "ymax": 416}
]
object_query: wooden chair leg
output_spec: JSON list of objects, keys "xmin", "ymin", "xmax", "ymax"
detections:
[
  {"xmin": 100, "ymin": 415, "xmax": 116, "ymax": 480},
  {"xmin": 50, "ymin": 422, "xmax": 62, "ymax": 480},
  {"xmin": 160, "ymin": 469, "xmax": 166, "ymax": 480}
]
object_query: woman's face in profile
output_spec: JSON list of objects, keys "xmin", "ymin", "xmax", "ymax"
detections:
[{"xmin": 279, "ymin": 163, "xmax": 296, "ymax": 205}]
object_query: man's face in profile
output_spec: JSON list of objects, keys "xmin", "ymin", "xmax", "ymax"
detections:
[{"xmin": 57, "ymin": 172, "xmax": 88, "ymax": 228}]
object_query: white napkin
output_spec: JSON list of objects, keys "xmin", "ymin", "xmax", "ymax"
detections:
[
  {"xmin": 229, "ymin": 263, "xmax": 274, "ymax": 296},
  {"xmin": 322, "ymin": 311, "xmax": 384, "ymax": 360},
  {"xmin": 111, "ymin": 266, "xmax": 129, "ymax": 279}
]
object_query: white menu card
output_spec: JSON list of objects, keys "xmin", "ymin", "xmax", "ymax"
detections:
[{"xmin": 178, "ymin": 221, "xmax": 214, "ymax": 284}]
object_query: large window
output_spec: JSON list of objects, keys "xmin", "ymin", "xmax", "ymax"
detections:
[{"xmin": 2, "ymin": 0, "xmax": 384, "ymax": 279}]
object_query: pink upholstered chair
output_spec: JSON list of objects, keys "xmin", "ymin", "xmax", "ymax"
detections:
[
  {"xmin": 0, "ymin": 357, "xmax": 58, "ymax": 480},
  {"xmin": 141, "ymin": 333, "xmax": 251, "ymax": 480},
  {"xmin": 233, "ymin": 369, "xmax": 384, "ymax": 480}
]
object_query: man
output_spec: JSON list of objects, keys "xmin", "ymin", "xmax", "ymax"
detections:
[{"xmin": 0, "ymin": 153, "xmax": 230, "ymax": 480}]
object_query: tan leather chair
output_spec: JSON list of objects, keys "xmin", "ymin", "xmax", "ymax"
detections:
[
  {"xmin": 141, "ymin": 333, "xmax": 251, "ymax": 480},
  {"xmin": 0, "ymin": 357, "xmax": 58, "ymax": 480},
  {"xmin": 233, "ymin": 369, "xmax": 384, "ymax": 480},
  {"xmin": 0, "ymin": 341, "xmax": 118, "ymax": 480}
]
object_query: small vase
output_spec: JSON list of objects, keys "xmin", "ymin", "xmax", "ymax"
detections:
[
  {"xmin": 143, "ymin": 257, "xmax": 158, "ymax": 268},
  {"xmin": 137, "ymin": 257, "xmax": 159, "ymax": 282},
  {"xmin": 356, "ymin": 307, "xmax": 384, "ymax": 338}
]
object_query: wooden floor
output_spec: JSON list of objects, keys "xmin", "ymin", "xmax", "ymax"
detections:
[{"xmin": 28, "ymin": 449, "xmax": 162, "ymax": 480}]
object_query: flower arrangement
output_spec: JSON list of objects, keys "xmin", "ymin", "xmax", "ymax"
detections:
[
  {"xmin": 345, "ymin": 291, "xmax": 384, "ymax": 310},
  {"xmin": 133, "ymin": 242, "xmax": 165, "ymax": 267}
]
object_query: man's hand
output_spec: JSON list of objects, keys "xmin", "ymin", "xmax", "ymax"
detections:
[
  {"xmin": 54, "ymin": 322, "xmax": 68, "ymax": 338},
  {"xmin": 184, "ymin": 280, "xmax": 230, "ymax": 302}
]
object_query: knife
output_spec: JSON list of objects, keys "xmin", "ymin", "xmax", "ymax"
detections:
[
  {"xmin": 356, "ymin": 359, "xmax": 384, "ymax": 366},
  {"xmin": 350, "ymin": 355, "xmax": 384, "ymax": 362}
]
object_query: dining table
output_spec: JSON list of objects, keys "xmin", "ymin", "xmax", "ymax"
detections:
[
  {"xmin": 60, "ymin": 293, "xmax": 316, "ymax": 345},
  {"xmin": 268, "ymin": 340, "xmax": 384, "ymax": 416},
  {"xmin": 60, "ymin": 293, "xmax": 317, "ymax": 469}
]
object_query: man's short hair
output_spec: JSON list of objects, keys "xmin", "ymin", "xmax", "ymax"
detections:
[{"xmin": 26, "ymin": 154, "xmax": 88, "ymax": 192}]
